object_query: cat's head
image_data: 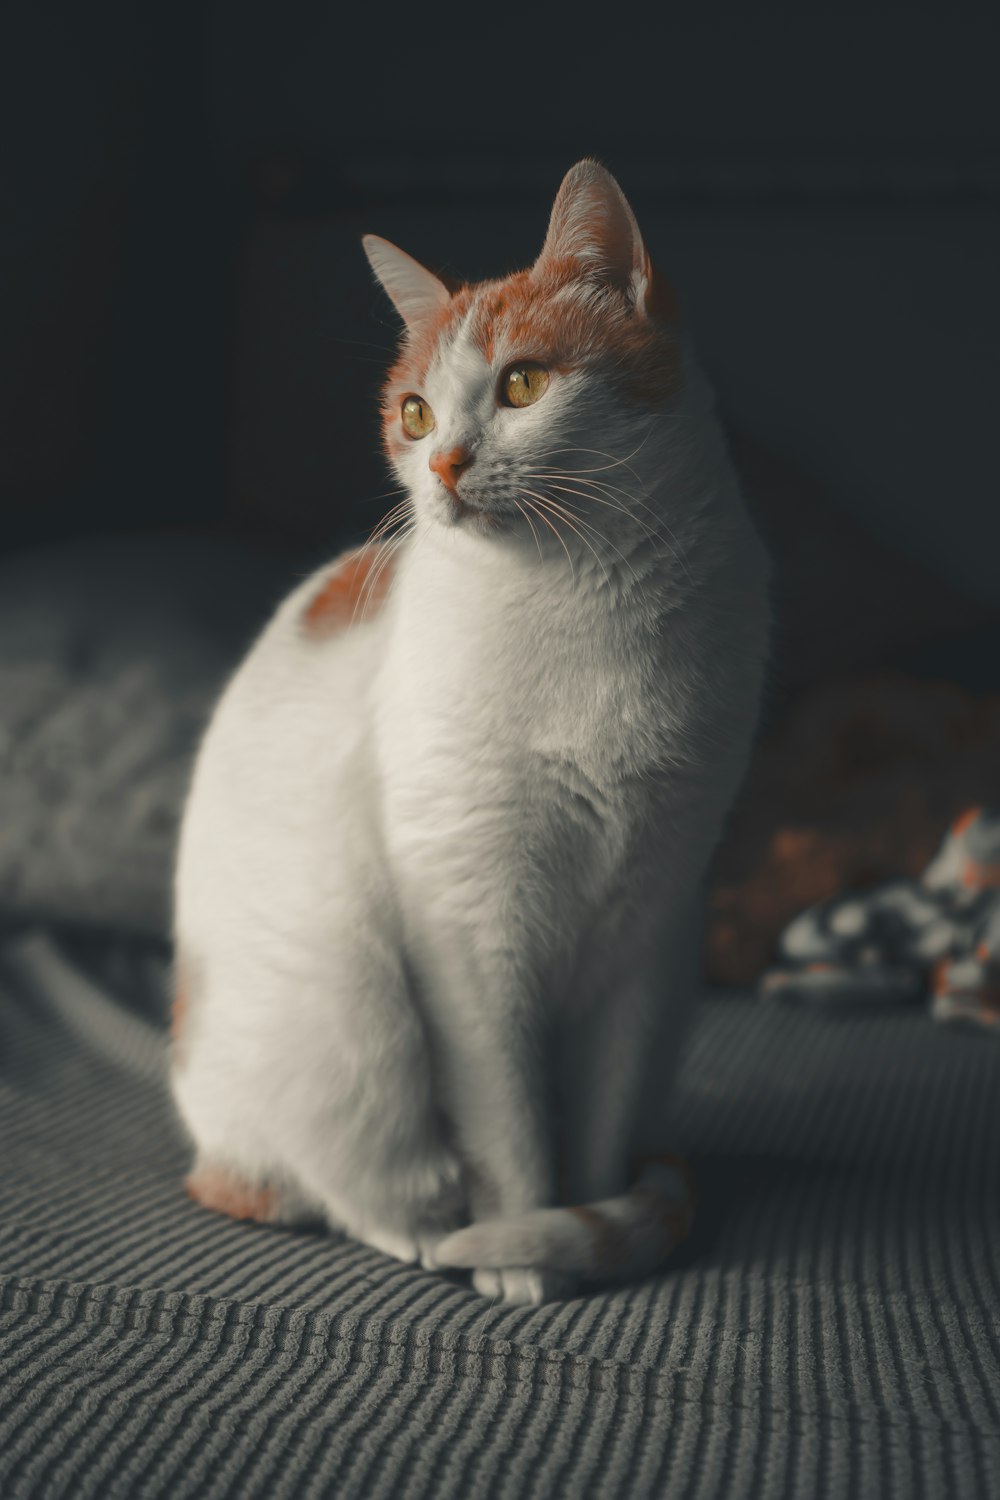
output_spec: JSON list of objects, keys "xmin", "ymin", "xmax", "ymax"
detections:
[{"xmin": 363, "ymin": 161, "xmax": 685, "ymax": 544}]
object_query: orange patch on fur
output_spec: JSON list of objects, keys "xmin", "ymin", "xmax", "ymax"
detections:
[
  {"xmin": 630, "ymin": 1184, "xmax": 694, "ymax": 1251},
  {"xmin": 465, "ymin": 258, "xmax": 682, "ymax": 406},
  {"xmin": 568, "ymin": 1204, "xmax": 623, "ymax": 1272},
  {"xmin": 386, "ymin": 285, "xmax": 475, "ymax": 396},
  {"xmin": 185, "ymin": 1165, "xmax": 278, "ymax": 1224},
  {"xmin": 171, "ymin": 956, "xmax": 195, "ymax": 1048},
  {"xmin": 170, "ymin": 982, "xmax": 187, "ymax": 1042},
  {"xmin": 378, "ymin": 252, "xmax": 683, "ymax": 457},
  {"xmin": 302, "ymin": 547, "xmax": 396, "ymax": 637}
]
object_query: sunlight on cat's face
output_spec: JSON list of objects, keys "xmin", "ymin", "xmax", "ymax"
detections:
[
  {"xmin": 364, "ymin": 161, "xmax": 685, "ymax": 546},
  {"xmin": 393, "ymin": 349, "xmax": 581, "ymax": 532},
  {"xmin": 400, "ymin": 363, "xmax": 549, "ymax": 442},
  {"xmin": 386, "ymin": 313, "xmax": 663, "ymax": 544}
]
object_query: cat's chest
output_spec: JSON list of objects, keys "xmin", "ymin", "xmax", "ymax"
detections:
[
  {"xmin": 380, "ymin": 562, "xmax": 659, "ymax": 777},
  {"xmin": 371, "ymin": 547, "xmax": 673, "ymax": 874}
]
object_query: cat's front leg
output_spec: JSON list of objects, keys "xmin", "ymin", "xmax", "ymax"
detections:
[
  {"xmin": 558, "ymin": 895, "xmax": 703, "ymax": 1206},
  {"xmin": 412, "ymin": 937, "xmax": 570, "ymax": 1305}
]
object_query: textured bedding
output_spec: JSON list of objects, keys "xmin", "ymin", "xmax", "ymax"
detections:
[
  {"xmin": 1, "ymin": 535, "xmax": 999, "ymax": 1498},
  {"xmin": 2, "ymin": 930, "xmax": 999, "ymax": 1498},
  {"xmin": 0, "ymin": 534, "xmax": 295, "ymax": 937}
]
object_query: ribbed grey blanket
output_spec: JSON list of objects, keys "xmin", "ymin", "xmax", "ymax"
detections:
[{"xmin": 2, "ymin": 929, "xmax": 998, "ymax": 1498}]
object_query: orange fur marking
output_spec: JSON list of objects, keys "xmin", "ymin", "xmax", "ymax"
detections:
[
  {"xmin": 379, "ymin": 247, "xmax": 683, "ymax": 460},
  {"xmin": 630, "ymin": 1153, "xmax": 696, "ymax": 1253},
  {"xmin": 171, "ymin": 956, "xmax": 197, "ymax": 1050},
  {"xmin": 566, "ymin": 1153, "xmax": 697, "ymax": 1275},
  {"xmin": 185, "ymin": 1165, "xmax": 278, "ymax": 1224},
  {"xmin": 630, "ymin": 1184, "xmax": 695, "ymax": 1251},
  {"xmin": 568, "ymin": 1204, "xmax": 623, "ymax": 1272},
  {"xmin": 170, "ymin": 976, "xmax": 188, "ymax": 1042},
  {"xmin": 466, "ymin": 256, "xmax": 682, "ymax": 406},
  {"xmin": 302, "ymin": 547, "xmax": 396, "ymax": 638}
]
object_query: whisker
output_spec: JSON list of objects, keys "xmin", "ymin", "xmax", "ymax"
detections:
[
  {"xmin": 518, "ymin": 493, "xmax": 575, "ymax": 583},
  {"xmin": 365, "ymin": 500, "xmax": 413, "ymax": 545},
  {"xmin": 532, "ymin": 468, "xmax": 652, "ymax": 509},
  {"xmin": 529, "ymin": 448, "xmax": 667, "ymax": 525},
  {"xmin": 350, "ymin": 496, "xmax": 416, "ymax": 625},
  {"xmin": 512, "ymin": 498, "xmax": 544, "ymax": 562},
  {"xmin": 546, "ymin": 501, "xmax": 640, "ymax": 588},
  {"xmin": 361, "ymin": 486, "xmax": 410, "ymax": 509},
  {"xmin": 524, "ymin": 486, "xmax": 645, "ymax": 589},
  {"xmin": 535, "ymin": 424, "xmax": 656, "ymax": 484},
  {"xmin": 530, "ymin": 478, "xmax": 663, "ymax": 546},
  {"xmin": 528, "ymin": 471, "xmax": 693, "ymax": 585},
  {"xmin": 521, "ymin": 488, "xmax": 614, "ymax": 590},
  {"xmin": 353, "ymin": 525, "xmax": 411, "ymax": 626}
]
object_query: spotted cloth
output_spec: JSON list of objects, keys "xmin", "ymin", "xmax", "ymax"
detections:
[{"xmin": 760, "ymin": 807, "xmax": 1000, "ymax": 1027}]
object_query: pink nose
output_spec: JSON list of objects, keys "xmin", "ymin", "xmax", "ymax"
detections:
[{"xmin": 429, "ymin": 446, "xmax": 474, "ymax": 492}]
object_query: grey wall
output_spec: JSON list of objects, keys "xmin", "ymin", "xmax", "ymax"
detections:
[
  {"xmin": 211, "ymin": 2, "xmax": 1000, "ymax": 604},
  {"xmin": 3, "ymin": 2, "xmax": 997, "ymax": 609}
]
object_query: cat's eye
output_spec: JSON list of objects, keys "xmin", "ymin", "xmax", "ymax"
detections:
[
  {"xmin": 502, "ymin": 363, "xmax": 549, "ymax": 409},
  {"xmin": 401, "ymin": 395, "xmax": 435, "ymax": 439}
]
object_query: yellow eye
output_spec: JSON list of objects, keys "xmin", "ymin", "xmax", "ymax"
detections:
[
  {"xmin": 503, "ymin": 363, "xmax": 549, "ymax": 408},
  {"xmin": 401, "ymin": 395, "xmax": 435, "ymax": 439}
]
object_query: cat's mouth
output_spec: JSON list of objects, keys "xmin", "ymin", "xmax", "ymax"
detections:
[{"xmin": 435, "ymin": 483, "xmax": 498, "ymax": 530}]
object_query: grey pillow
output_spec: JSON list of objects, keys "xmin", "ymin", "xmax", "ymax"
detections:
[{"xmin": 0, "ymin": 534, "xmax": 299, "ymax": 937}]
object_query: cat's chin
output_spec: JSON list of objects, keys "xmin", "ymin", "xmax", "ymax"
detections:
[{"xmin": 431, "ymin": 492, "xmax": 502, "ymax": 534}]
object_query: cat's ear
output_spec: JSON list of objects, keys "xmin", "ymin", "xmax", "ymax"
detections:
[
  {"xmin": 536, "ymin": 160, "xmax": 678, "ymax": 323},
  {"xmin": 362, "ymin": 235, "xmax": 453, "ymax": 328}
]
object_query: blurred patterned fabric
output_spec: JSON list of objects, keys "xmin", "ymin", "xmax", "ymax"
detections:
[{"xmin": 760, "ymin": 808, "xmax": 1000, "ymax": 1030}]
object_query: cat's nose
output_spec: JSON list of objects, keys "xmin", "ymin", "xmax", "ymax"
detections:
[{"xmin": 429, "ymin": 446, "xmax": 474, "ymax": 492}]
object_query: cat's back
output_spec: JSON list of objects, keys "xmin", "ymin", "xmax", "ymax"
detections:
[{"xmin": 175, "ymin": 546, "xmax": 400, "ymax": 943}]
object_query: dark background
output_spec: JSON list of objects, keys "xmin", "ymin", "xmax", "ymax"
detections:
[{"xmin": 3, "ymin": 1, "xmax": 998, "ymax": 610}]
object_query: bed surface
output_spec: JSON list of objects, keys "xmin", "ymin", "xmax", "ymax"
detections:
[{"xmin": 3, "ymin": 928, "xmax": 999, "ymax": 1499}]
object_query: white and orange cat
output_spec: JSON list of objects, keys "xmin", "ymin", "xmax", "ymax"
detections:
[{"xmin": 170, "ymin": 161, "xmax": 770, "ymax": 1305}]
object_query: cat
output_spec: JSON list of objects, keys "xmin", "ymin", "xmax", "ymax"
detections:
[{"xmin": 170, "ymin": 160, "xmax": 771, "ymax": 1306}]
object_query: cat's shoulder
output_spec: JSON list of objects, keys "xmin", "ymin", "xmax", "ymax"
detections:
[
  {"xmin": 294, "ymin": 545, "xmax": 399, "ymax": 642},
  {"xmin": 266, "ymin": 544, "xmax": 400, "ymax": 647},
  {"xmin": 207, "ymin": 543, "xmax": 402, "ymax": 727}
]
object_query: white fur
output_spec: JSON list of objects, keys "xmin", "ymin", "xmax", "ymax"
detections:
[{"xmin": 171, "ymin": 165, "xmax": 770, "ymax": 1306}]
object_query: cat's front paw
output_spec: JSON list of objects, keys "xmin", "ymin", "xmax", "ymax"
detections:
[
  {"xmin": 471, "ymin": 1267, "xmax": 578, "ymax": 1306},
  {"xmin": 361, "ymin": 1205, "xmax": 466, "ymax": 1269},
  {"xmin": 361, "ymin": 1223, "xmax": 423, "ymax": 1265}
]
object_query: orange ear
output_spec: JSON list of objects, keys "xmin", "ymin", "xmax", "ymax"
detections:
[
  {"xmin": 362, "ymin": 234, "xmax": 453, "ymax": 328},
  {"xmin": 536, "ymin": 159, "xmax": 641, "ymax": 291},
  {"xmin": 537, "ymin": 159, "xmax": 679, "ymax": 323}
]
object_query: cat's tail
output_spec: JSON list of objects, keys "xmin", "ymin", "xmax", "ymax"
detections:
[{"xmin": 431, "ymin": 1155, "xmax": 696, "ymax": 1283}]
